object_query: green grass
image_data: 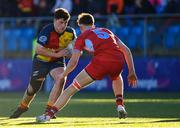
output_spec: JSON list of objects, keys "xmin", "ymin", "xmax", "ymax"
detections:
[{"xmin": 0, "ymin": 92, "xmax": 180, "ymax": 128}]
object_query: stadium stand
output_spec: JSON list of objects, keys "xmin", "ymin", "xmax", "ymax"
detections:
[
  {"xmin": 163, "ymin": 25, "xmax": 180, "ymax": 49},
  {"xmin": 131, "ymin": 25, "xmax": 144, "ymax": 49},
  {"xmin": 4, "ymin": 29, "xmax": 20, "ymax": 51},
  {"xmin": 0, "ymin": 40, "xmax": 2, "ymax": 50},
  {"xmin": 19, "ymin": 28, "xmax": 35, "ymax": 51},
  {"xmin": 116, "ymin": 26, "xmax": 129, "ymax": 46},
  {"xmin": 0, "ymin": 0, "xmax": 179, "ymax": 58}
]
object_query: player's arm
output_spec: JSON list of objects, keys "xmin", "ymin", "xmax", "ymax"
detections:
[
  {"xmin": 35, "ymin": 43, "xmax": 68, "ymax": 58},
  {"xmin": 60, "ymin": 34, "xmax": 84, "ymax": 77},
  {"xmin": 65, "ymin": 38, "xmax": 76, "ymax": 58},
  {"xmin": 61, "ymin": 49, "xmax": 81, "ymax": 77},
  {"xmin": 115, "ymin": 36, "xmax": 137, "ymax": 87},
  {"xmin": 115, "ymin": 36, "xmax": 135, "ymax": 73}
]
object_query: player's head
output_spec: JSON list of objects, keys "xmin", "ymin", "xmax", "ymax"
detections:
[
  {"xmin": 53, "ymin": 8, "xmax": 70, "ymax": 33},
  {"xmin": 77, "ymin": 13, "xmax": 95, "ymax": 33}
]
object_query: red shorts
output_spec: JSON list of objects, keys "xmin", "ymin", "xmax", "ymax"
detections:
[{"xmin": 85, "ymin": 58, "xmax": 125, "ymax": 80}]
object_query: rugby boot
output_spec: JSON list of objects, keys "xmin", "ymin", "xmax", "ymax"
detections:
[
  {"xmin": 36, "ymin": 114, "xmax": 51, "ymax": 123},
  {"xmin": 9, "ymin": 107, "xmax": 28, "ymax": 118},
  {"xmin": 117, "ymin": 105, "xmax": 128, "ymax": 119}
]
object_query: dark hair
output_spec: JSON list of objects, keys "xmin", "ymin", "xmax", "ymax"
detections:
[
  {"xmin": 54, "ymin": 8, "xmax": 70, "ymax": 21},
  {"xmin": 77, "ymin": 13, "xmax": 94, "ymax": 26}
]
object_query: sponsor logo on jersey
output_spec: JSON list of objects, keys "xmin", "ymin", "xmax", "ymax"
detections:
[{"xmin": 39, "ymin": 36, "xmax": 47, "ymax": 43}]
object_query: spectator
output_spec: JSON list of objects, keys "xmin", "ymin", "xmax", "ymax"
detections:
[
  {"xmin": 106, "ymin": 0, "xmax": 121, "ymax": 29},
  {"xmin": 16, "ymin": 0, "xmax": 35, "ymax": 16},
  {"xmin": 34, "ymin": 0, "xmax": 49, "ymax": 16},
  {"xmin": 106, "ymin": 11, "xmax": 121, "ymax": 28},
  {"xmin": 107, "ymin": 0, "xmax": 124, "ymax": 14}
]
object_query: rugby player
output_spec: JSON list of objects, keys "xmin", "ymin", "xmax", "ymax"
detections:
[{"xmin": 10, "ymin": 8, "xmax": 76, "ymax": 118}]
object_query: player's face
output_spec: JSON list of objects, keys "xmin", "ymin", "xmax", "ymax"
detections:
[{"xmin": 54, "ymin": 19, "xmax": 68, "ymax": 33}]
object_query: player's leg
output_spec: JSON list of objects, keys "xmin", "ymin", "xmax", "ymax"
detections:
[
  {"xmin": 10, "ymin": 58, "xmax": 48, "ymax": 118},
  {"xmin": 48, "ymin": 67, "xmax": 65, "ymax": 104},
  {"xmin": 112, "ymin": 74, "xmax": 127, "ymax": 119},
  {"xmin": 112, "ymin": 74, "xmax": 124, "ymax": 106},
  {"xmin": 45, "ymin": 67, "xmax": 66, "ymax": 118},
  {"xmin": 10, "ymin": 81, "xmax": 45, "ymax": 118},
  {"xmin": 54, "ymin": 69, "xmax": 94, "ymax": 110},
  {"xmin": 36, "ymin": 69, "xmax": 94, "ymax": 122},
  {"xmin": 9, "ymin": 83, "xmax": 35, "ymax": 118}
]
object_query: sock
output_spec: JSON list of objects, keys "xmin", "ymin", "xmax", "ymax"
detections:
[
  {"xmin": 115, "ymin": 94, "xmax": 124, "ymax": 106},
  {"xmin": 47, "ymin": 106, "xmax": 59, "ymax": 118},
  {"xmin": 19, "ymin": 101, "xmax": 29, "ymax": 109},
  {"xmin": 19, "ymin": 95, "xmax": 34, "ymax": 109},
  {"xmin": 45, "ymin": 102, "xmax": 53, "ymax": 113},
  {"xmin": 19, "ymin": 92, "xmax": 35, "ymax": 109}
]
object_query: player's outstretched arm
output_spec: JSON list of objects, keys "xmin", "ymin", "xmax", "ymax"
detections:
[
  {"xmin": 61, "ymin": 49, "xmax": 81, "ymax": 78},
  {"xmin": 115, "ymin": 36, "xmax": 137, "ymax": 87}
]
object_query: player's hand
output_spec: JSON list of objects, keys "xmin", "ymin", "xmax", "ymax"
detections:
[
  {"xmin": 127, "ymin": 71, "xmax": 137, "ymax": 87},
  {"xmin": 64, "ymin": 48, "xmax": 72, "ymax": 58},
  {"xmin": 56, "ymin": 49, "xmax": 70, "ymax": 58}
]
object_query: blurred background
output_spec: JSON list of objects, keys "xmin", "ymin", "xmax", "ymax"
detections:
[{"xmin": 0, "ymin": 0, "xmax": 180, "ymax": 93}]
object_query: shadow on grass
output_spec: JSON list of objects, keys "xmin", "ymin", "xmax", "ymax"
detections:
[
  {"xmin": 1, "ymin": 118, "xmax": 179, "ymax": 126},
  {"xmin": 114, "ymin": 118, "xmax": 180, "ymax": 124},
  {"xmin": 17, "ymin": 121, "xmax": 64, "ymax": 125},
  {"xmin": 151, "ymin": 119, "xmax": 180, "ymax": 123},
  {"xmin": 12, "ymin": 118, "xmax": 180, "ymax": 126}
]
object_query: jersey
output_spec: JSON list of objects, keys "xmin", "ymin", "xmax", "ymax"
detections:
[
  {"xmin": 36, "ymin": 23, "xmax": 76, "ymax": 62},
  {"xmin": 74, "ymin": 27, "xmax": 125, "ymax": 80},
  {"xmin": 74, "ymin": 27, "xmax": 124, "ymax": 62}
]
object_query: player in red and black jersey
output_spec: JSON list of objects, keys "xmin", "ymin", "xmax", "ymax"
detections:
[
  {"xmin": 36, "ymin": 13, "xmax": 138, "ymax": 122},
  {"xmin": 10, "ymin": 8, "xmax": 76, "ymax": 118}
]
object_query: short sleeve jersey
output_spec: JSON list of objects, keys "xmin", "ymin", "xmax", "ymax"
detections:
[{"xmin": 74, "ymin": 27, "xmax": 124, "ymax": 62}]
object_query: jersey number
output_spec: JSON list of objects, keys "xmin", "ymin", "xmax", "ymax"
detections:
[{"xmin": 92, "ymin": 29, "xmax": 110, "ymax": 39}]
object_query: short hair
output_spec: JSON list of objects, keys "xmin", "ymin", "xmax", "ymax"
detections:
[
  {"xmin": 77, "ymin": 13, "xmax": 94, "ymax": 26},
  {"xmin": 54, "ymin": 8, "xmax": 70, "ymax": 21}
]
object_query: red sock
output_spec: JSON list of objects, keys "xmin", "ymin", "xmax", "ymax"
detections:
[
  {"xmin": 47, "ymin": 106, "xmax": 59, "ymax": 118},
  {"xmin": 45, "ymin": 104, "xmax": 52, "ymax": 113},
  {"xmin": 115, "ymin": 94, "xmax": 124, "ymax": 106}
]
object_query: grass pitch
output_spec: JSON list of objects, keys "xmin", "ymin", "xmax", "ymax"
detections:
[{"xmin": 0, "ymin": 92, "xmax": 180, "ymax": 128}]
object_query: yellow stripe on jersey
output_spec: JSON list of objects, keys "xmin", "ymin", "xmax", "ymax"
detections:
[
  {"xmin": 59, "ymin": 31, "xmax": 74, "ymax": 49},
  {"xmin": 37, "ymin": 55, "xmax": 51, "ymax": 62},
  {"xmin": 37, "ymin": 48, "xmax": 54, "ymax": 62}
]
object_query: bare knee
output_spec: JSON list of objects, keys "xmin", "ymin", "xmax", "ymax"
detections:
[
  {"xmin": 26, "ymin": 84, "xmax": 40, "ymax": 96},
  {"xmin": 28, "ymin": 78, "xmax": 44, "ymax": 96}
]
